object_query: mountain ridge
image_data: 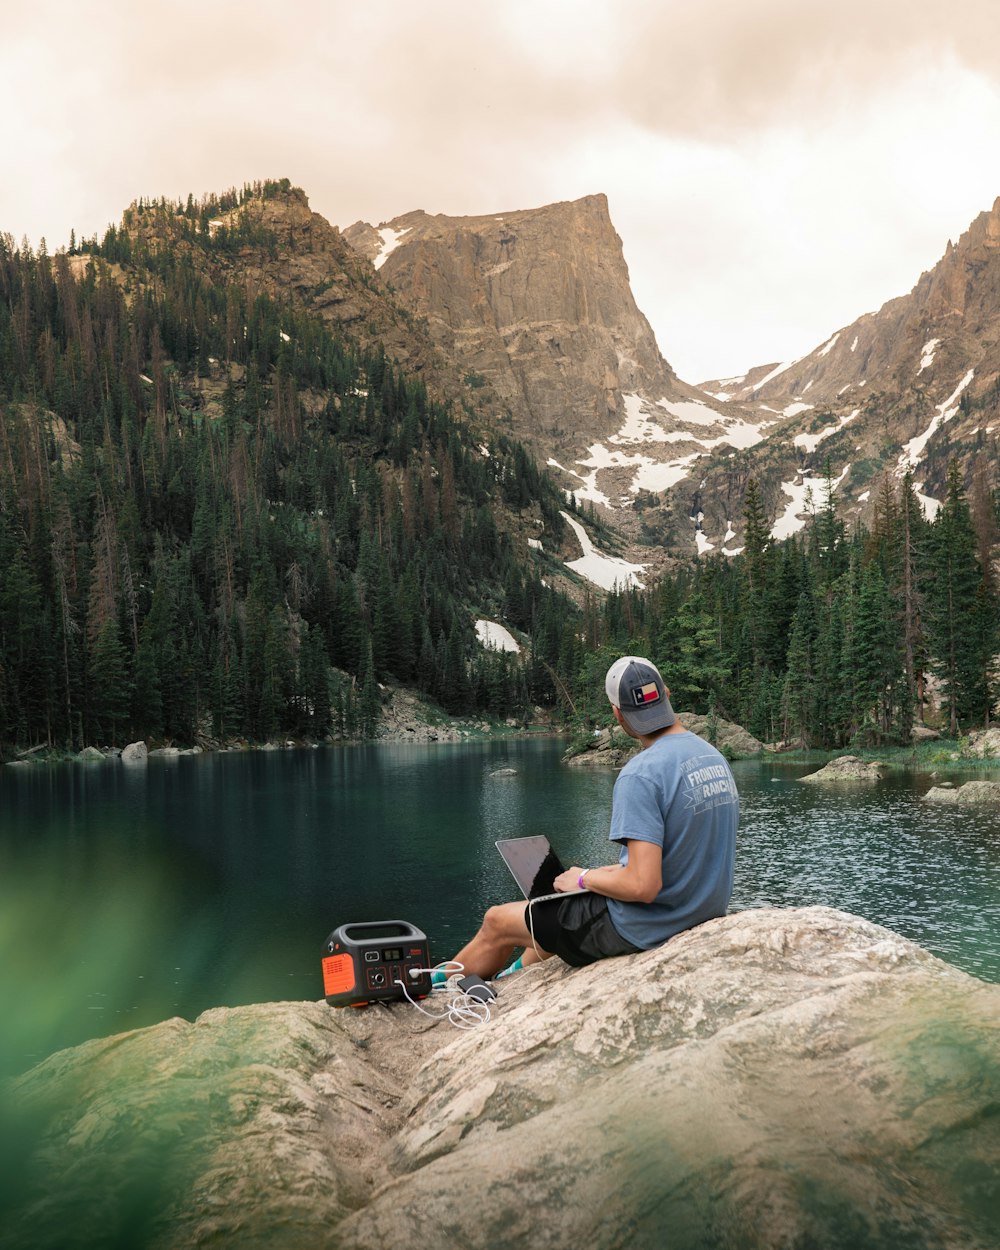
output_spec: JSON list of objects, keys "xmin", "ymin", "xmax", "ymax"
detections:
[
  {"xmin": 693, "ymin": 196, "xmax": 1000, "ymax": 540},
  {"xmin": 342, "ymin": 187, "xmax": 1000, "ymax": 556},
  {"xmin": 342, "ymin": 193, "xmax": 780, "ymax": 554}
]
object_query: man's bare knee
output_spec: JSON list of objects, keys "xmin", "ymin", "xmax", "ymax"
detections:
[{"xmin": 482, "ymin": 904, "xmax": 511, "ymax": 936}]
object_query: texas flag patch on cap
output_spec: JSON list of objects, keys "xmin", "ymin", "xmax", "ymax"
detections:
[{"xmin": 631, "ymin": 681, "xmax": 661, "ymax": 707}]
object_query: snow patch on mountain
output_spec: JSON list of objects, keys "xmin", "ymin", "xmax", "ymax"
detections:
[
  {"xmin": 793, "ymin": 410, "xmax": 859, "ymax": 454},
  {"xmin": 817, "ymin": 332, "xmax": 840, "ymax": 358},
  {"xmin": 611, "ymin": 393, "xmax": 670, "ymax": 444},
  {"xmin": 656, "ymin": 398, "xmax": 723, "ymax": 426},
  {"xmin": 475, "ymin": 620, "xmax": 521, "ymax": 653},
  {"xmin": 751, "ymin": 358, "xmax": 800, "ymax": 391},
  {"xmin": 551, "ymin": 394, "xmax": 771, "ymax": 507},
  {"xmin": 374, "ymin": 226, "xmax": 411, "ymax": 270},
  {"xmin": 918, "ymin": 338, "xmax": 940, "ymax": 374},
  {"xmin": 898, "ymin": 370, "xmax": 974, "ymax": 472},
  {"xmin": 560, "ymin": 512, "xmax": 645, "ymax": 591},
  {"xmin": 771, "ymin": 464, "xmax": 851, "ymax": 541}
]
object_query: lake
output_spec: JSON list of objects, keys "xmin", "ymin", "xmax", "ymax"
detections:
[{"xmin": 2, "ymin": 738, "xmax": 999, "ymax": 1076}]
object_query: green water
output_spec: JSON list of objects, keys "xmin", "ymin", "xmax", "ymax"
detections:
[{"xmin": 2, "ymin": 739, "xmax": 999, "ymax": 1075}]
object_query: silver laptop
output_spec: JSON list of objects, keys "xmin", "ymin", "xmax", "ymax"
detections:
[{"xmin": 496, "ymin": 835, "xmax": 587, "ymax": 904}]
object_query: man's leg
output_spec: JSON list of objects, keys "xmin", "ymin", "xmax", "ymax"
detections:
[{"xmin": 452, "ymin": 901, "xmax": 552, "ymax": 979}]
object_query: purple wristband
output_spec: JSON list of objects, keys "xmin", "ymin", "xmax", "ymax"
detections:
[{"xmin": 578, "ymin": 871, "xmax": 589, "ymax": 890}]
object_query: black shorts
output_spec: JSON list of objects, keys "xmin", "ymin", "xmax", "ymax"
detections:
[{"xmin": 525, "ymin": 892, "xmax": 642, "ymax": 967}]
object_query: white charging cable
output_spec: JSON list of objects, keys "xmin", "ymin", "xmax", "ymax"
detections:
[{"xmin": 393, "ymin": 961, "xmax": 493, "ymax": 1030}]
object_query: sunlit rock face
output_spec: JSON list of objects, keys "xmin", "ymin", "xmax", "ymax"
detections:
[
  {"xmin": 5, "ymin": 907, "xmax": 999, "ymax": 1250},
  {"xmin": 345, "ymin": 197, "xmax": 768, "ymax": 540}
]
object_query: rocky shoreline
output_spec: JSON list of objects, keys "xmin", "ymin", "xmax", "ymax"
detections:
[{"xmin": 2, "ymin": 686, "xmax": 560, "ymax": 767}]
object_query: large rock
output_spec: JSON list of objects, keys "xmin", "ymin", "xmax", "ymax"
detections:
[
  {"xmin": 3, "ymin": 908, "xmax": 998, "ymax": 1250},
  {"xmin": 564, "ymin": 725, "xmax": 637, "ymax": 769},
  {"xmin": 799, "ymin": 754, "xmax": 887, "ymax": 783},
  {"xmin": 678, "ymin": 713, "xmax": 764, "ymax": 757},
  {"xmin": 965, "ymin": 728, "xmax": 1000, "ymax": 758},
  {"xmin": 925, "ymin": 779, "xmax": 1000, "ymax": 804},
  {"xmin": 75, "ymin": 746, "xmax": 106, "ymax": 762},
  {"xmin": 120, "ymin": 740, "xmax": 148, "ymax": 764}
]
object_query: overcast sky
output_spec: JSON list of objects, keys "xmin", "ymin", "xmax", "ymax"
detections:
[{"xmin": 6, "ymin": 0, "xmax": 1000, "ymax": 382}]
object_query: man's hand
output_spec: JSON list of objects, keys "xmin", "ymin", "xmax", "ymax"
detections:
[{"xmin": 554, "ymin": 867, "xmax": 585, "ymax": 893}]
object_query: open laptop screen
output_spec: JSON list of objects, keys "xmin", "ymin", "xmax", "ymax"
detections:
[{"xmin": 496, "ymin": 836, "xmax": 566, "ymax": 899}]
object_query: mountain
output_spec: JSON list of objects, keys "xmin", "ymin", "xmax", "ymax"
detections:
[
  {"xmin": 3, "ymin": 179, "xmax": 997, "ymax": 757},
  {"xmin": 343, "ymin": 197, "xmax": 769, "ymax": 551},
  {"xmin": 696, "ymin": 198, "xmax": 1000, "ymax": 543},
  {"xmin": 344, "ymin": 192, "xmax": 1000, "ymax": 559}
]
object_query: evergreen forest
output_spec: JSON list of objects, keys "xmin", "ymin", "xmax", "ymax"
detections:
[
  {"xmin": 567, "ymin": 471, "xmax": 999, "ymax": 748},
  {"xmin": 0, "ymin": 201, "xmax": 571, "ymax": 754},
  {"xmin": 1, "ymin": 187, "xmax": 998, "ymax": 758}
]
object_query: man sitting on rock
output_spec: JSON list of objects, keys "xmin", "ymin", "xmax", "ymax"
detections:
[{"xmin": 449, "ymin": 656, "xmax": 739, "ymax": 979}]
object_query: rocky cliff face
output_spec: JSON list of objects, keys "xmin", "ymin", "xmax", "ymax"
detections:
[
  {"xmin": 344, "ymin": 197, "xmax": 767, "ymax": 548},
  {"xmin": 694, "ymin": 197, "xmax": 1000, "ymax": 545},
  {"xmin": 346, "ymin": 195, "xmax": 680, "ymax": 444},
  {"xmin": 5, "ymin": 908, "xmax": 999, "ymax": 1249}
]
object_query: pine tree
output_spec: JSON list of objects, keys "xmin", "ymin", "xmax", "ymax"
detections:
[
  {"xmin": 781, "ymin": 589, "xmax": 817, "ymax": 746},
  {"xmin": 846, "ymin": 561, "xmax": 904, "ymax": 744},
  {"xmin": 88, "ymin": 619, "xmax": 130, "ymax": 744},
  {"xmin": 359, "ymin": 641, "xmax": 380, "ymax": 739},
  {"xmin": 924, "ymin": 462, "xmax": 990, "ymax": 733}
]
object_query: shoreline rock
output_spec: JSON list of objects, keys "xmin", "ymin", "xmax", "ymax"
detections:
[
  {"xmin": 798, "ymin": 754, "xmax": 887, "ymax": 783},
  {"xmin": 925, "ymin": 779, "xmax": 1000, "ymax": 804},
  {"xmin": 5, "ymin": 907, "xmax": 998, "ymax": 1250}
]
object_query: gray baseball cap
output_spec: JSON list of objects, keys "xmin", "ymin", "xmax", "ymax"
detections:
[{"xmin": 605, "ymin": 656, "xmax": 676, "ymax": 734}]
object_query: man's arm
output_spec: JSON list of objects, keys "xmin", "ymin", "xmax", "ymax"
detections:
[{"xmin": 554, "ymin": 839, "xmax": 662, "ymax": 904}]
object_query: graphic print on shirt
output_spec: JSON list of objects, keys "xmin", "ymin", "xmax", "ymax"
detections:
[{"xmin": 680, "ymin": 754, "xmax": 738, "ymax": 814}]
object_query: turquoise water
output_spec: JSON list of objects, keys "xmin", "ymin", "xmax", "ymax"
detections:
[{"xmin": 2, "ymin": 740, "xmax": 999, "ymax": 1074}]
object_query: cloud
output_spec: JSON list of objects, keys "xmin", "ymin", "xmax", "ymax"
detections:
[
  {"xmin": 5, "ymin": 0, "xmax": 1000, "ymax": 379},
  {"xmin": 613, "ymin": 0, "xmax": 1000, "ymax": 139}
]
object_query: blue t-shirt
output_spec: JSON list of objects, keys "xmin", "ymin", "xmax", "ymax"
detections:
[{"xmin": 606, "ymin": 731, "xmax": 738, "ymax": 949}]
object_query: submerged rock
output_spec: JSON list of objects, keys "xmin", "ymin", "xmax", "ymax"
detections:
[
  {"xmin": 3, "ymin": 908, "xmax": 999, "ymax": 1250},
  {"xmin": 799, "ymin": 754, "xmax": 886, "ymax": 783}
]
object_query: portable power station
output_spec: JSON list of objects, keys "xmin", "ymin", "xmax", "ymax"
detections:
[{"xmin": 321, "ymin": 920, "xmax": 432, "ymax": 1008}]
